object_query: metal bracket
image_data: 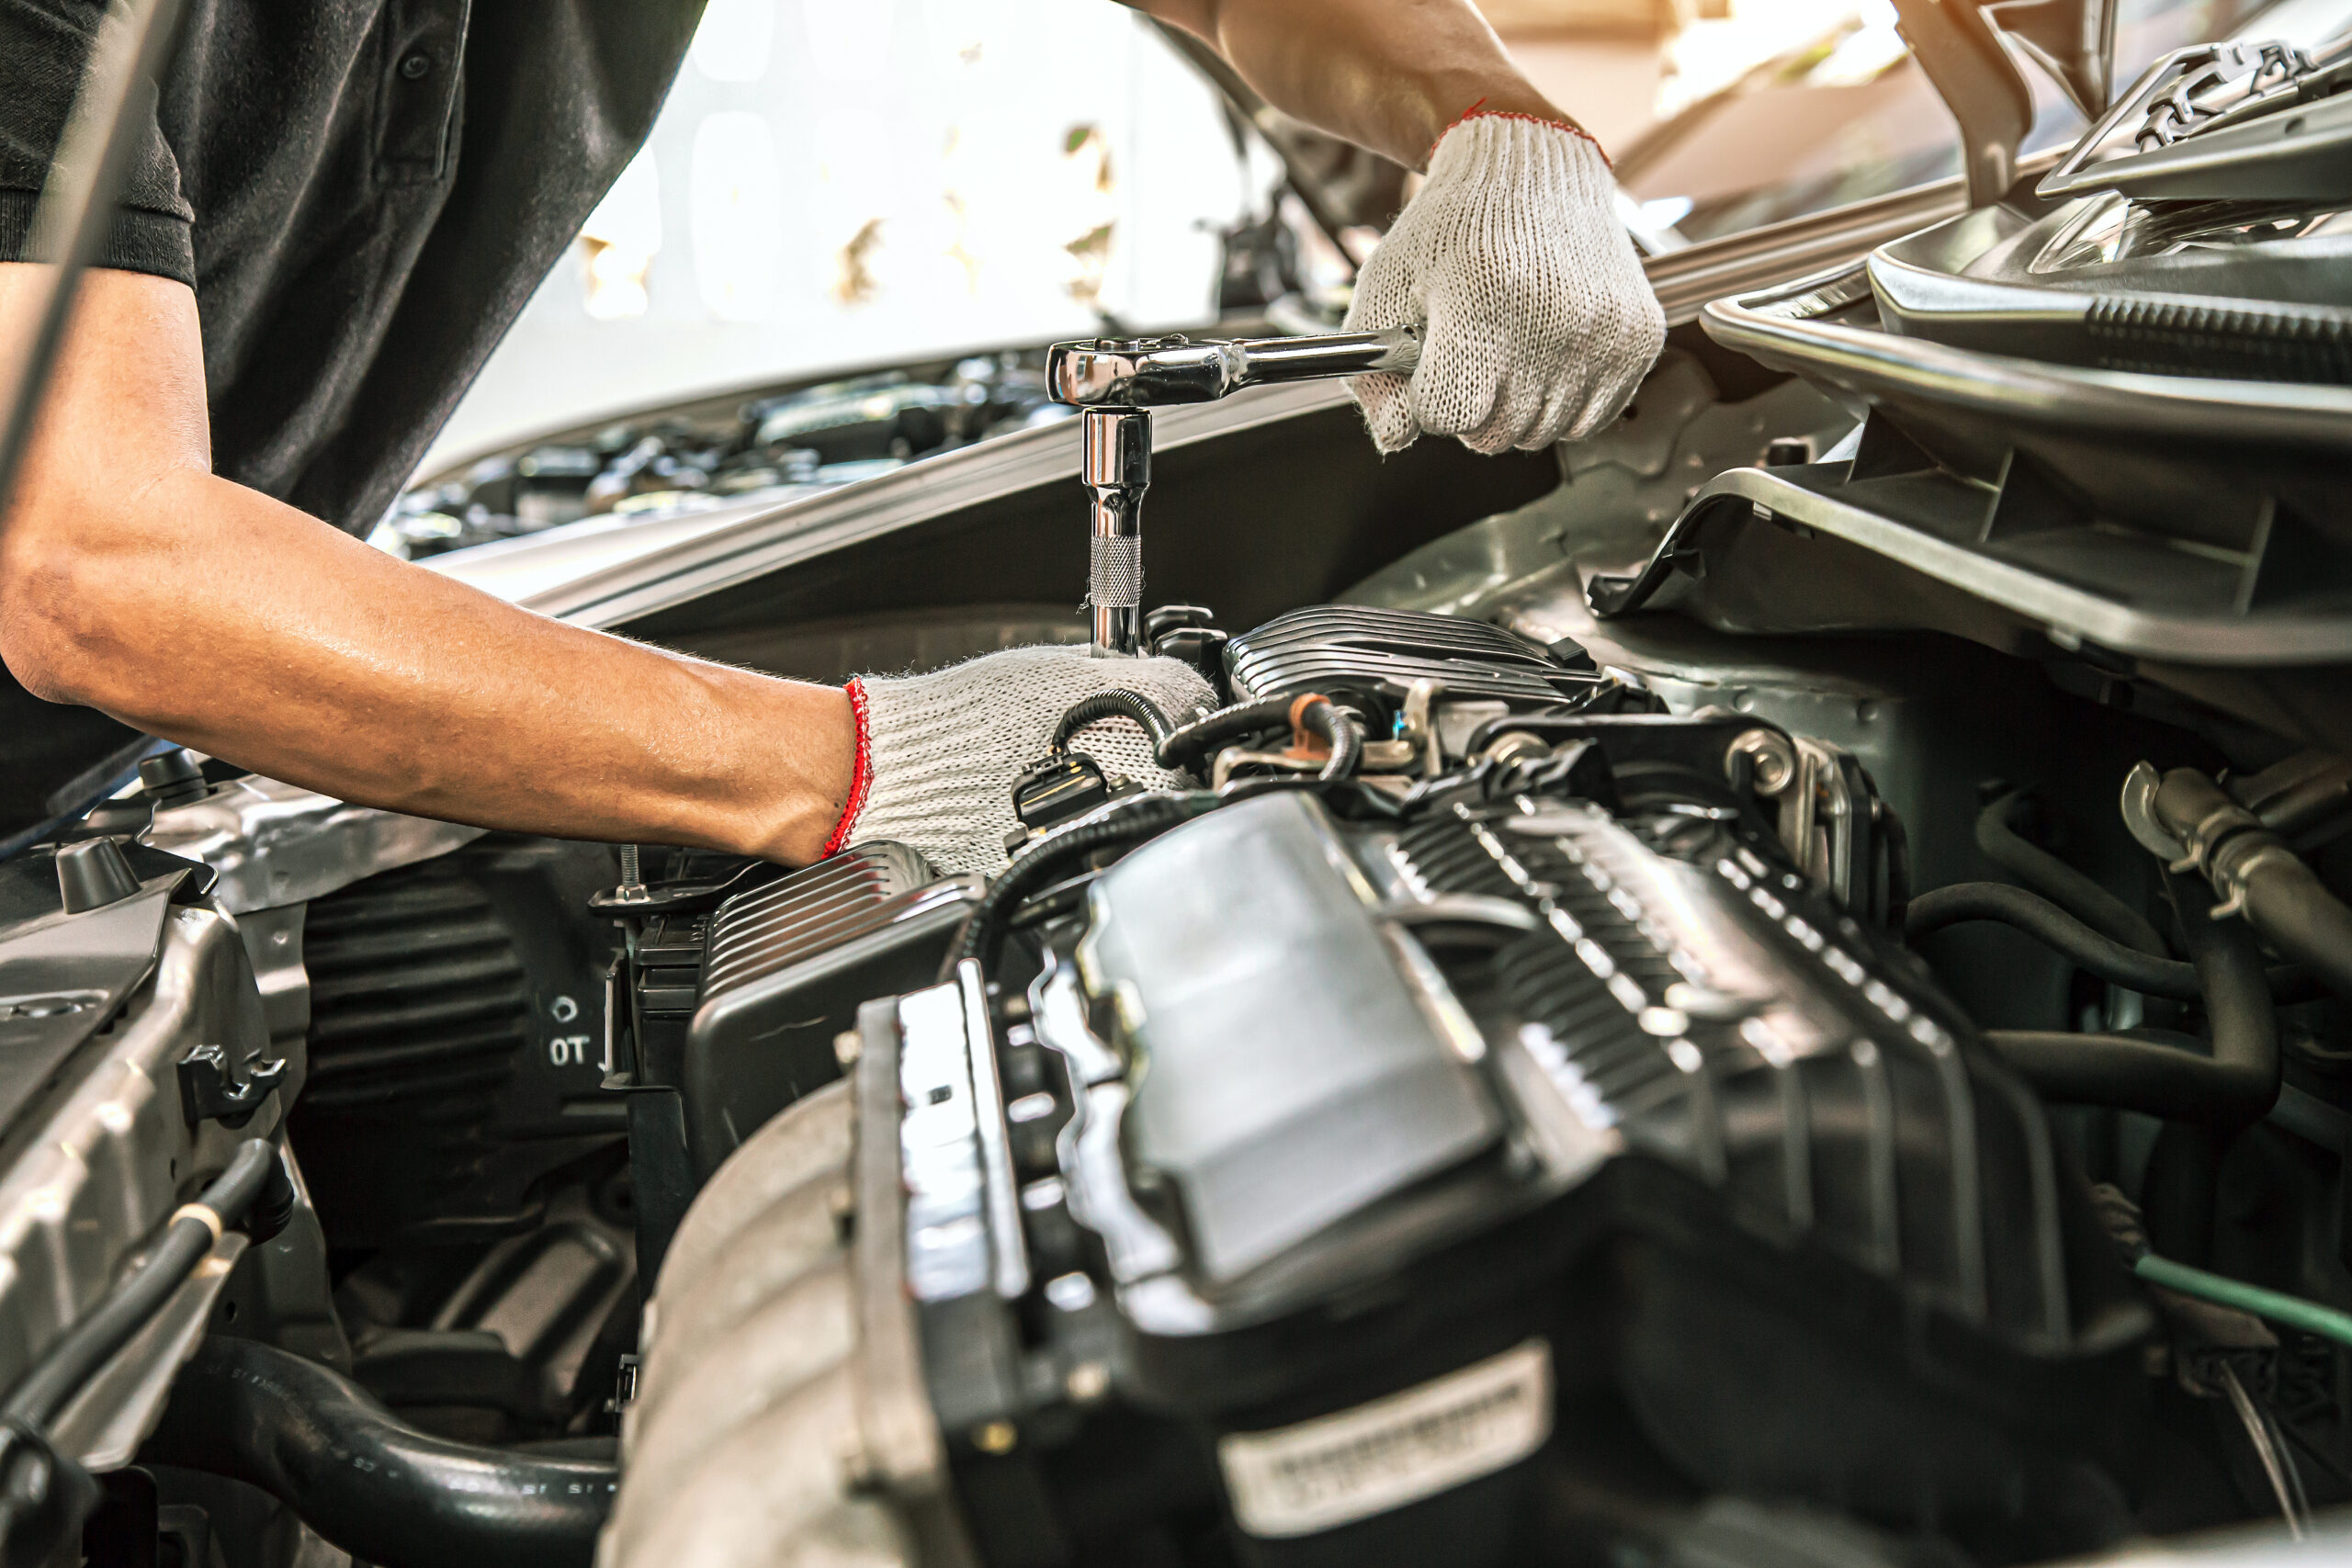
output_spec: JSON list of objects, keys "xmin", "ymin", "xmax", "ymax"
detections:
[
  {"xmin": 603, "ymin": 1353, "xmax": 640, "ymax": 1416},
  {"xmin": 1889, "ymin": 0, "xmax": 2037, "ymax": 208},
  {"xmin": 175, "ymin": 1044, "xmax": 287, "ymax": 1130},
  {"xmin": 2120, "ymin": 761, "xmax": 2188, "ymax": 863}
]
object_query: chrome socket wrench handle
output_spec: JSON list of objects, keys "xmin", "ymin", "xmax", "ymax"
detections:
[
  {"xmin": 1046, "ymin": 326, "xmax": 1420, "ymax": 409},
  {"xmin": 1046, "ymin": 327, "xmax": 1422, "ymax": 654}
]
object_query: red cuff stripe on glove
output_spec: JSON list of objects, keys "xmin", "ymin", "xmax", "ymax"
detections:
[
  {"xmin": 820, "ymin": 679, "xmax": 874, "ymax": 860},
  {"xmin": 1430, "ymin": 101, "xmax": 1609, "ymax": 169}
]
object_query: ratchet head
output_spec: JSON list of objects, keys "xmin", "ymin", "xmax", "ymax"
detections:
[{"xmin": 1046, "ymin": 336, "xmax": 1246, "ymax": 407}]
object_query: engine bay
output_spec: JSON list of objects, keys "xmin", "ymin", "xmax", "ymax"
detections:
[
  {"xmin": 17, "ymin": 407, "xmax": 2352, "ymax": 1568},
  {"xmin": 582, "ymin": 599, "xmax": 2249, "ymax": 1568}
]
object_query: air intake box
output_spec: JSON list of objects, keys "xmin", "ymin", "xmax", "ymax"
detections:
[{"xmin": 678, "ymin": 844, "xmax": 981, "ymax": 1179}]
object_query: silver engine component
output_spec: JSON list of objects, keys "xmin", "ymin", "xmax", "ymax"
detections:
[
  {"xmin": 0, "ymin": 898, "xmax": 283, "ymax": 1466},
  {"xmin": 0, "ymin": 768, "xmax": 494, "ymax": 1468},
  {"xmin": 603, "ymin": 1082, "xmax": 911, "ymax": 1568},
  {"xmin": 1223, "ymin": 604, "xmax": 1610, "ymax": 760}
]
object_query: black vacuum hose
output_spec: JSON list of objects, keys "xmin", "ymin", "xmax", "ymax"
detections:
[
  {"xmin": 141, "ymin": 1337, "xmax": 615, "ymax": 1568},
  {"xmin": 1295, "ymin": 696, "xmax": 1363, "ymax": 781},
  {"xmin": 1984, "ymin": 874, "xmax": 2279, "ymax": 1130},
  {"xmin": 1906, "ymin": 882, "xmax": 2321, "ymax": 1002},
  {"xmin": 1053, "ymin": 690, "xmax": 1176, "ymax": 758},
  {"xmin": 942, "ymin": 797, "xmax": 1190, "ymax": 982},
  {"xmin": 1156, "ymin": 697, "xmax": 1295, "ymax": 771},
  {"xmin": 2151, "ymin": 767, "xmax": 2352, "ymax": 1003},
  {"xmin": 3, "ymin": 1138, "xmax": 281, "ymax": 1427},
  {"xmin": 2232, "ymin": 851, "xmax": 2352, "ymax": 1002},
  {"xmin": 1978, "ymin": 791, "xmax": 2169, "ymax": 958},
  {"xmin": 1152, "ymin": 694, "xmax": 1361, "ymax": 781}
]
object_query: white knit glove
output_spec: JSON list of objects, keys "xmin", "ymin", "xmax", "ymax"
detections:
[
  {"xmin": 1346, "ymin": 114, "xmax": 1664, "ymax": 456},
  {"xmin": 824, "ymin": 646, "xmax": 1216, "ymax": 875}
]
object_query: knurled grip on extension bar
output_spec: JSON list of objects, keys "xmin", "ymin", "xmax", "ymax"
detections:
[{"xmin": 1091, "ymin": 534, "xmax": 1144, "ymax": 609}]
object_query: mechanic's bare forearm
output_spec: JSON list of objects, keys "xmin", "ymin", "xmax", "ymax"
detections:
[
  {"xmin": 1130, "ymin": 0, "xmax": 1572, "ymax": 169},
  {"xmin": 0, "ymin": 269, "xmax": 853, "ymax": 863},
  {"xmin": 6, "ymin": 482, "xmax": 853, "ymax": 859}
]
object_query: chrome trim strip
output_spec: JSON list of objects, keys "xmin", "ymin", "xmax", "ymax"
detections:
[{"xmin": 956, "ymin": 959, "xmax": 1030, "ymax": 1301}]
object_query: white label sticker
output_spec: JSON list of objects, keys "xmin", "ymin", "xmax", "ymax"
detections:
[{"xmin": 1217, "ymin": 1339, "xmax": 1552, "ymax": 1539}]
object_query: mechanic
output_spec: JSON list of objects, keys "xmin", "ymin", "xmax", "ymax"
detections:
[{"xmin": 0, "ymin": 0, "xmax": 1663, "ymax": 875}]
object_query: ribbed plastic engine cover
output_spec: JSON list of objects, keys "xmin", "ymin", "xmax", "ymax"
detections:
[
  {"xmin": 679, "ymin": 845, "xmax": 982, "ymax": 1177},
  {"xmin": 1224, "ymin": 604, "xmax": 1601, "ymax": 710}
]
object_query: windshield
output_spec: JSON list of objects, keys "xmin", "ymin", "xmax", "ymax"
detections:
[{"xmin": 1617, "ymin": 0, "xmax": 2298, "ymax": 243}]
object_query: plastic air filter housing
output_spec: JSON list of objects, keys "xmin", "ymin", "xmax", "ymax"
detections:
[{"xmin": 290, "ymin": 837, "xmax": 624, "ymax": 1245}]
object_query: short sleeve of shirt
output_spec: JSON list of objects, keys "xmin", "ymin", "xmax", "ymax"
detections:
[{"xmin": 0, "ymin": 0, "xmax": 195, "ymax": 286}]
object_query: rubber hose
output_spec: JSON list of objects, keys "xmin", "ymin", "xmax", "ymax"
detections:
[
  {"xmin": 1295, "ymin": 697, "xmax": 1362, "ymax": 781},
  {"xmin": 141, "ymin": 1337, "xmax": 614, "ymax": 1568},
  {"xmin": 1880, "ymin": 801, "xmax": 1912, "ymax": 934},
  {"xmin": 1156, "ymin": 697, "xmax": 1295, "ymax": 771},
  {"xmin": 2151, "ymin": 766, "xmax": 2352, "ymax": 1003},
  {"xmin": 2244, "ymin": 755, "xmax": 2352, "ymax": 840},
  {"xmin": 1984, "ymin": 874, "xmax": 2278, "ymax": 1129},
  {"xmin": 2233, "ymin": 851, "xmax": 2352, "ymax": 1002},
  {"xmin": 943, "ymin": 798, "xmax": 1187, "ymax": 982},
  {"xmin": 3, "ymin": 1137, "xmax": 279, "ymax": 1427},
  {"xmin": 1979, "ymin": 791, "xmax": 2169, "ymax": 958},
  {"xmin": 1906, "ymin": 882, "xmax": 2321, "ymax": 1002},
  {"xmin": 1052, "ymin": 690, "xmax": 1175, "ymax": 757}
]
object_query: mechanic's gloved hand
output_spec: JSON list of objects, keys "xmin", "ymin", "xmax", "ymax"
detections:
[
  {"xmin": 822, "ymin": 646, "xmax": 1216, "ymax": 875},
  {"xmin": 1346, "ymin": 112, "xmax": 1664, "ymax": 456}
]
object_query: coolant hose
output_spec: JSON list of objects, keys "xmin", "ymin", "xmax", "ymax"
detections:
[
  {"xmin": 2152, "ymin": 767, "xmax": 2352, "ymax": 1003},
  {"xmin": 141, "ymin": 1337, "xmax": 614, "ymax": 1568},
  {"xmin": 1053, "ymin": 690, "xmax": 1175, "ymax": 757},
  {"xmin": 1984, "ymin": 873, "xmax": 2278, "ymax": 1129},
  {"xmin": 1979, "ymin": 791, "xmax": 2169, "ymax": 958},
  {"xmin": 1905, "ymin": 882, "xmax": 2321, "ymax": 1002}
]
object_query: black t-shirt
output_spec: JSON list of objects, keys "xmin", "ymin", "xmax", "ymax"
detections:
[{"xmin": 0, "ymin": 0, "xmax": 705, "ymax": 840}]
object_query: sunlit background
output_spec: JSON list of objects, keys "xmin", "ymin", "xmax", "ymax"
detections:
[{"xmin": 424, "ymin": 0, "xmax": 2288, "ymax": 470}]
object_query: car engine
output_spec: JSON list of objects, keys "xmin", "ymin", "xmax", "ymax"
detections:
[{"xmin": 596, "ymin": 612, "xmax": 2153, "ymax": 1568}]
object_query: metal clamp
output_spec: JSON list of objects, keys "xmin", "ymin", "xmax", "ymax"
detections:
[
  {"xmin": 176, "ymin": 1043, "xmax": 288, "ymax": 1129},
  {"xmin": 2210, "ymin": 841, "xmax": 2302, "ymax": 919},
  {"xmin": 2175, "ymin": 797, "xmax": 2265, "ymax": 875}
]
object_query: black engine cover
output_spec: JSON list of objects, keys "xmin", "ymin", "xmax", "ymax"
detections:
[{"xmin": 865, "ymin": 774, "xmax": 2151, "ymax": 1565}]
